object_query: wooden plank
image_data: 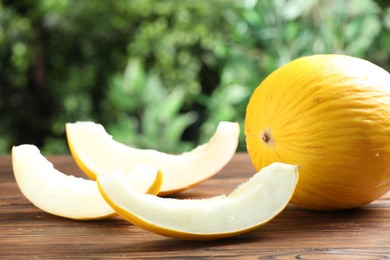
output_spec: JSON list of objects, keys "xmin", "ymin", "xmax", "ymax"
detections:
[{"xmin": 0, "ymin": 154, "xmax": 389, "ymax": 259}]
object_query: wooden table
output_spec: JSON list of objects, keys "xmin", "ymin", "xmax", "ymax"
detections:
[{"xmin": 1, "ymin": 153, "xmax": 389, "ymax": 259}]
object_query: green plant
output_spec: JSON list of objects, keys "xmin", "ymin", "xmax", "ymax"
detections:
[
  {"xmin": 105, "ymin": 59, "xmax": 197, "ymax": 152},
  {"xmin": 0, "ymin": 0, "xmax": 388, "ymax": 154}
]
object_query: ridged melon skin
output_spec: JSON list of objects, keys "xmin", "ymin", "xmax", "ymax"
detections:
[{"xmin": 245, "ymin": 54, "xmax": 390, "ymax": 211}]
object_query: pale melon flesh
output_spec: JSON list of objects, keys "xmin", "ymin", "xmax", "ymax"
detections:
[
  {"xmin": 66, "ymin": 121, "xmax": 240, "ymax": 195},
  {"xmin": 97, "ymin": 162, "xmax": 299, "ymax": 240},
  {"xmin": 12, "ymin": 144, "xmax": 161, "ymax": 220}
]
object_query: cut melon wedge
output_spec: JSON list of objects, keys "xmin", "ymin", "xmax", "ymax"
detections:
[
  {"xmin": 12, "ymin": 144, "xmax": 162, "ymax": 220},
  {"xmin": 66, "ymin": 121, "xmax": 240, "ymax": 195},
  {"xmin": 97, "ymin": 162, "xmax": 299, "ymax": 240}
]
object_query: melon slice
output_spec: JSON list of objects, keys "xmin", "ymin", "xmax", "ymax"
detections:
[
  {"xmin": 12, "ymin": 144, "xmax": 162, "ymax": 220},
  {"xmin": 66, "ymin": 121, "xmax": 239, "ymax": 195},
  {"xmin": 97, "ymin": 162, "xmax": 299, "ymax": 240}
]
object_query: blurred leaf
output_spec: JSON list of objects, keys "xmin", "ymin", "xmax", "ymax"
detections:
[
  {"xmin": 123, "ymin": 58, "xmax": 147, "ymax": 96},
  {"xmin": 345, "ymin": 15, "xmax": 381, "ymax": 55},
  {"xmin": 164, "ymin": 112, "xmax": 197, "ymax": 146}
]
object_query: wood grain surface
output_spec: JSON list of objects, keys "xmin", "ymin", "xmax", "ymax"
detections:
[{"xmin": 1, "ymin": 153, "xmax": 389, "ymax": 259}]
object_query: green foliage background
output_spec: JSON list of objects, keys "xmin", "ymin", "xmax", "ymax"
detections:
[{"xmin": 1, "ymin": 0, "xmax": 389, "ymax": 154}]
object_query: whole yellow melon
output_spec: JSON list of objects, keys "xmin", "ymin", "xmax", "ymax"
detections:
[{"xmin": 244, "ymin": 54, "xmax": 390, "ymax": 211}]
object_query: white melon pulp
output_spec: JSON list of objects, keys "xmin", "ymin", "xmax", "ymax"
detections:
[
  {"xmin": 66, "ymin": 121, "xmax": 240, "ymax": 195},
  {"xmin": 97, "ymin": 162, "xmax": 299, "ymax": 240},
  {"xmin": 12, "ymin": 144, "xmax": 162, "ymax": 220}
]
